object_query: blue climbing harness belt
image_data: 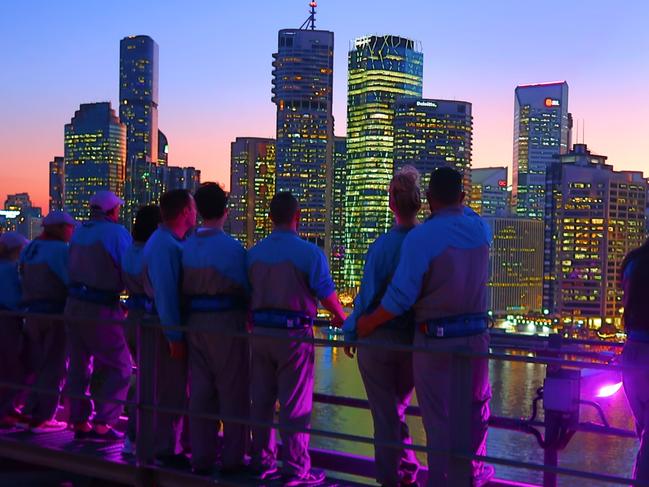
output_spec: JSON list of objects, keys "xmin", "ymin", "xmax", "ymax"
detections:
[
  {"xmin": 253, "ymin": 309, "xmax": 314, "ymax": 330},
  {"xmin": 420, "ymin": 313, "xmax": 489, "ymax": 339},
  {"xmin": 68, "ymin": 283, "xmax": 120, "ymax": 306},
  {"xmin": 188, "ymin": 295, "xmax": 246, "ymax": 313}
]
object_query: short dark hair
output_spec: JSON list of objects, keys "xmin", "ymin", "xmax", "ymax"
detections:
[
  {"xmin": 270, "ymin": 192, "xmax": 299, "ymax": 226},
  {"xmin": 160, "ymin": 189, "xmax": 192, "ymax": 222},
  {"xmin": 427, "ymin": 167, "xmax": 463, "ymax": 205},
  {"xmin": 194, "ymin": 183, "xmax": 228, "ymax": 220},
  {"xmin": 133, "ymin": 205, "xmax": 162, "ymax": 243}
]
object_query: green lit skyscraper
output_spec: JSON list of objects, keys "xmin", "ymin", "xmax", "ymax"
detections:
[
  {"xmin": 344, "ymin": 35, "xmax": 423, "ymax": 289},
  {"xmin": 64, "ymin": 102, "xmax": 126, "ymax": 221}
]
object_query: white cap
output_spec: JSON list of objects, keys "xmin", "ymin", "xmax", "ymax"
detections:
[
  {"xmin": 42, "ymin": 211, "xmax": 76, "ymax": 227},
  {"xmin": 89, "ymin": 191, "xmax": 124, "ymax": 212},
  {"xmin": 0, "ymin": 231, "xmax": 29, "ymax": 250}
]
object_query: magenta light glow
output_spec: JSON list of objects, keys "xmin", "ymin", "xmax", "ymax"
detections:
[{"xmin": 596, "ymin": 382, "xmax": 623, "ymax": 398}]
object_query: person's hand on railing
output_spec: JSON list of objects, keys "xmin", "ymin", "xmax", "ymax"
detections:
[
  {"xmin": 344, "ymin": 346, "xmax": 356, "ymax": 359},
  {"xmin": 168, "ymin": 341, "xmax": 187, "ymax": 360}
]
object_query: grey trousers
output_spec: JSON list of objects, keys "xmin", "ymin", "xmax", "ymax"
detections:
[
  {"xmin": 23, "ymin": 316, "xmax": 68, "ymax": 423},
  {"xmin": 0, "ymin": 316, "xmax": 28, "ymax": 417},
  {"xmin": 623, "ymin": 340, "xmax": 649, "ymax": 482},
  {"xmin": 413, "ymin": 330, "xmax": 491, "ymax": 487},
  {"xmin": 358, "ymin": 328, "xmax": 419, "ymax": 486},
  {"xmin": 123, "ymin": 310, "xmax": 142, "ymax": 442},
  {"xmin": 148, "ymin": 318, "xmax": 188, "ymax": 458},
  {"xmin": 187, "ymin": 311, "xmax": 250, "ymax": 470},
  {"xmin": 251, "ymin": 327, "xmax": 314, "ymax": 476},
  {"xmin": 65, "ymin": 297, "xmax": 132, "ymax": 426}
]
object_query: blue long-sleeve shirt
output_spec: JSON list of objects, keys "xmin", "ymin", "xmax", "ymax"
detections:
[
  {"xmin": 0, "ymin": 259, "xmax": 22, "ymax": 310},
  {"xmin": 122, "ymin": 243, "xmax": 146, "ymax": 296},
  {"xmin": 182, "ymin": 227, "xmax": 249, "ymax": 298},
  {"xmin": 19, "ymin": 238, "xmax": 70, "ymax": 304},
  {"xmin": 143, "ymin": 226, "xmax": 184, "ymax": 342},
  {"xmin": 343, "ymin": 225, "xmax": 412, "ymax": 340},
  {"xmin": 247, "ymin": 229, "xmax": 335, "ymax": 317},
  {"xmin": 381, "ymin": 206, "xmax": 492, "ymax": 323}
]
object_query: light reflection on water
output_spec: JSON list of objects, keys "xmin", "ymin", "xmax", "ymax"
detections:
[{"xmin": 311, "ymin": 344, "xmax": 637, "ymax": 486}]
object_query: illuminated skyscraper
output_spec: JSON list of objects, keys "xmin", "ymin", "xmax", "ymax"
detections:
[
  {"xmin": 544, "ymin": 143, "xmax": 648, "ymax": 331},
  {"xmin": 330, "ymin": 136, "xmax": 346, "ymax": 289},
  {"xmin": 484, "ymin": 217, "xmax": 544, "ymax": 316},
  {"xmin": 49, "ymin": 156, "xmax": 65, "ymax": 212},
  {"xmin": 229, "ymin": 137, "xmax": 276, "ymax": 247},
  {"xmin": 272, "ymin": 7, "xmax": 333, "ymax": 251},
  {"xmin": 470, "ymin": 167, "xmax": 510, "ymax": 216},
  {"xmin": 158, "ymin": 130, "xmax": 168, "ymax": 166},
  {"xmin": 393, "ymin": 98, "xmax": 472, "ymax": 192},
  {"xmin": 345, "ymin": 35, "xmax": 423, "ymax": 289},
  {"xmin": 64, "ymin": 102, "xmax": 126, "ymax": 221},
  {"xmin": 513, "ymin": 81, "xmax": 570, "ymax": 219},
  {"xmin": 4, "ymin": 193, "xmax": 42, "ymax": 239},
  {"xmin": 120, "ymin": 35, "xmax": 159, "ymax": 227}
]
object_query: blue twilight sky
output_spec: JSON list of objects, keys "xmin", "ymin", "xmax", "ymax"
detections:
[{"xmin": 1, "ymin": 0, "xmax": 648, "ymax": 209}]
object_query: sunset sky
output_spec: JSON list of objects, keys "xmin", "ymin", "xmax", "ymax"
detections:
[{"xmin": 1, "ymin": 0, "xmax": 648, "ymax": 211}]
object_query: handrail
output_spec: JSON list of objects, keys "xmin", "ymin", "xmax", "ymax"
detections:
[{"xmin": 0, "ymin": 308, "xmax": 642, "ymax": 486}]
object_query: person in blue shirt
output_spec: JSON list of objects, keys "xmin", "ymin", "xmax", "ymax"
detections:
[
  {"xmin": 65, "ymin": 191, "xmax": 133, "ymax": 442},
  {"xmin": 19, "ymin": 211, "xmax": 75, "ymax": 434},
  {"xmin": 182, "ymin": 183, "xmax": 249, "ymax": 475},
  {"xmin": 120, "ymin": 204, "xmax": 161, "ymax": 455},
  {"xmin": 357, "ymin": 168, "xmax": 493, "ymax": 487},
  {"xmin": 143, "ymin": 189, "xmax": 196, "ymax": 468},
  {"xmin": 621, "ymin": 239, "xmax": 649, "ymax": 482},
  {"xmin": 247, "ymin": 192, "xmax": 347, "ymax": 486},
  {"xmin": 0, "ymin": 232, "xmax": 29, "ymax": 429},
  {"xmin": 343, "ymin": 167, "xmax": 421, "ymax": 487}
]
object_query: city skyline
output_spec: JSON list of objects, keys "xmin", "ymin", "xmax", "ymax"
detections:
[{"xmin": 1, "ymin": 1, "xmax": 649, "ymax": 210}]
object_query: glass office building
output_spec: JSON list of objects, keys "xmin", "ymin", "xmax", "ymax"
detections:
[
  {"xmin": 544, "ymin": 144, "xmax": 648, "ymax": 331},
  {"xmin": 331, "ymin": 136, "xmax": 346, "ymax": 290},
  {"xmin": 229, "ymin": 137, "xmax": 276, "ymax": 248},
  {"xmin": 513, "ymin": 81, "xmax": 570, "ymax": 219},
  {"xmin": 64, "ymin": 102, "xmax": 126, "ymax": 221},
  {"xmin": 344, "ymin": 35, "xmax": 423, "ymax": 289},
  {"xmin": 272, "ymin": 27, "xmax": 334, "ymax": 251},
  {"xmin": 120, "ymin": 35, "xmax": 159, "ymax": 227},
  {"xmin": 393, "ymin": 98, "xmax": 472, "ymax": 193}
]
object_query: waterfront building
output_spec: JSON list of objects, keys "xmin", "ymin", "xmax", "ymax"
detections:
[
  {"xmin": 64, "ymin": 102, "xmax": 126, "ymax": 221},
  {"xmin": 513, "ymin": 81, "xmax": 570, "ymax": 219},
  {"xmin": 49, "ymin": 157, "xmax": 65, "ymax": 212},
  {"xmin": 470, "ymin": 167, "xmax": 510, "ymax": 216},
  {"xmin": 331, "ymin": 136, "xmax": 346, "ymax": 289},
  {"xmin": 229, "ymin": 137, "xmax": 276, "ymax": 247},
  {"xmin": 4, "ymin": 193, "xmax": 43, "ymax": 239}
]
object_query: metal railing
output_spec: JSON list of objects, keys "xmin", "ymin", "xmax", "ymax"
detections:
[{"xmin": 0, "ymin": 308, "xmax": 645, "ymax": 487}]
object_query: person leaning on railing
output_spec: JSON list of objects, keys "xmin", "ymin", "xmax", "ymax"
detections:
[
  {"xmin": 19, "ymin": 211, "xmax": 75, "ymax": 434},
  {"xmin": 65, "ymin": 191, "xmax": 133, "ymax": 442},
  {"xmin": 120, "ymin": 204, "xmax": 161, "ymax": 456},
  {"xmin": 182, "ymin": 182, "xmax": 250, "ymax": 476},
  {"xmin": 247, "ymin": 191, "xmax": 347, "ymax": 486},
  {"xmin": 342, "ymin": 166, "xmax": 421, "ymax": 487},
  {"xmin": 0, "ymin": 231, "xmax": 30, "ymax": 429},
  {"xmin": 142, "ymin": 189, "xmax": 197, "ymax": 469},
  {"xmin": 357, "ymin": 167, "xmax": 494, "ymax": 487},
  {"xmin": 621, "ymin": 238, "xmax": 649, "ymax": 482}
]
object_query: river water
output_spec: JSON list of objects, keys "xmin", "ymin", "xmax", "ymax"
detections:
[{"xmin": 310, "ymin": 343, "xmax": 637, "ymax": 486}]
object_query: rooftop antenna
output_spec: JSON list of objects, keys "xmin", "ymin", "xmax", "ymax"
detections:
[{"xmin": 300, "ymin": 1, "xmax": 317, "ymax": 30}]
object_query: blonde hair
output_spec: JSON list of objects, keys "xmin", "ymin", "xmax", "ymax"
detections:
[{"xmin": 389, "ymin": 165, "xmax": 421, "ymax": 219}]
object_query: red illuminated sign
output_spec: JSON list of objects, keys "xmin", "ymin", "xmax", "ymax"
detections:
[
  {"xmin": 544, "ymin": 98, "xmax": 560, "ymax": 107},
  {"xmin": 498, "ymin": 180, "xmax": 507, "ymax": 187}
]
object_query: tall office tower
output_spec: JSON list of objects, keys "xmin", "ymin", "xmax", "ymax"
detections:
[
  {"xmin": 272, "ymin": 7, "xmax": 334, "ymax": 252},
  {"xmin": 64, "ymin": 102, "xmax": 126, "ymax": 221},
  {"xmin": 120, "ymin": 35, "xmax": 159, "ymax": 227},
  {"xmin": 152, "ymin": 129, "xmax": 169, "ymax": 200},
  {"xmin": 544, "ymin": 144, "xmax": 648, "ymax": 331},
  {"xmin": 158, "ymin": 130, "xmax": 168, "ymax": 166},
  {"xmin": 161, "ymin": 166, "xmax": 201, "ymax": 193},
  {"xmin": 484, "ymin": 217, "xmax": 544, "ymax": 316},
  {"xmin": 4, "ymin": 193, "xmax": 43, "ymax": 239},
  {"xmin": 345, "ymin": 35, "xmax": 423, "ymax": 289},
  {"xmin": 470, "ymin": 167, "xmax": 510, "ymax": 216},
  {"xmin": 330, "ymin": 136, "xmax": 346, "ymax": 290},
  {"xmin": 49, "ymin": 157, "xmax": 65, "ymax": 212},
  {"xmin": 229, "ymin": 137, "xmax": 276, "ymax": 247},
  {"xmin": 513, "ymin": 81, "xmax": 570, "ymax": 219},
  {"xmin": 393, "ymin": 98, "xmax": 473, "ymax": 192}
]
